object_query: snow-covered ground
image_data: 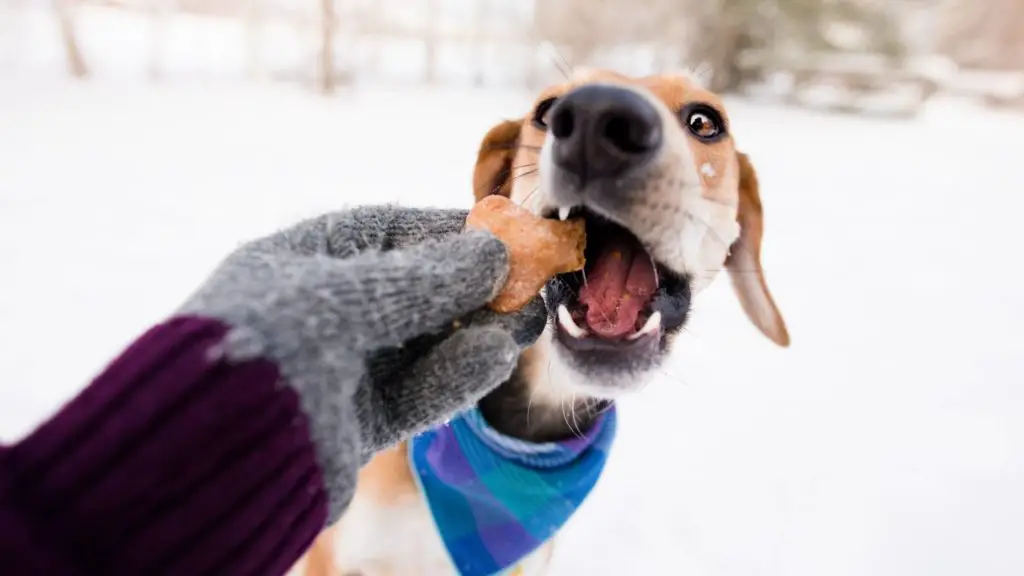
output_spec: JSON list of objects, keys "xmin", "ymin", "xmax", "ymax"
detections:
[{"xmin": 3, "ymin": 6, "xmax": 1024, "ymax": 576}]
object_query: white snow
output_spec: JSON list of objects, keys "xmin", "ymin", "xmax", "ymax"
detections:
[{"xmin": 2, "ymin": 5, "xmax": 1024, "ymax": 576}]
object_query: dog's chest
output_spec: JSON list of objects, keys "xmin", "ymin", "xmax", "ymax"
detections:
[
  {"xmin": 334, "ymin": 490, "xmax": 454, "ymax": 575},
  {"xmin": 332, "ymin": 491, "xmax": 553, "ymax": 576}
]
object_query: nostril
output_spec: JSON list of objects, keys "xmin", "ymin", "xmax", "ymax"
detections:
[
  {"xmin": 551, "ymin": 106, "xmax": 575, "ymax": 140},
  {"xmin": 603, "ymin": 114, "xmax": 660, "ymax": 155}
]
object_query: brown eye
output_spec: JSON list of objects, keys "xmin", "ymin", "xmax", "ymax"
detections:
[
  {"xmin": 682, "ymin": 104, "xmax": 725, "ymax": 141},
  {"xmin": 532, "ymin": 97, "xmax": 558, "ymax": 130}
]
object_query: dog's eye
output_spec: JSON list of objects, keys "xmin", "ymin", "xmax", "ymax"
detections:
[
  {"xmin": 682, "ymin": 104, "xmax": 725, "ymax": 141},
  {"xmin": 532, "ymin": 97, "xmax": 558, "ymax": 130}
]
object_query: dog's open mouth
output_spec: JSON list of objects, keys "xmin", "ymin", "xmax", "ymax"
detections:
[{"xmin": 542, "ymin": 208, "xmax": 691, "ymax": 352}]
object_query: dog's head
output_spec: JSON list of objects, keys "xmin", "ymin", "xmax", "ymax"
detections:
[{"xmin": 474, "ymin": 70, "xmax": 789, "ymax": 401}]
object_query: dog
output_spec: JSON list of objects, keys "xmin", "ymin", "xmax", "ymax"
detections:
[{"xmin": 289, "ymin": 68, "xmax": 790, "ymax": 576}]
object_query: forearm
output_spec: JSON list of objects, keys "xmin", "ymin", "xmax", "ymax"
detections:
[
  {"xmin": 0, "ymin": 317, "xmax": 329, "ymax": 576},
  {"xmin": 0, "ymin": 205, "xmax": 535, "ymax": 574}
]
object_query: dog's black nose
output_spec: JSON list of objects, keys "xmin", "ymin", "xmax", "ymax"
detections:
[{"xmin": 549, "ymin": 85, "xmax": 662, "ymax": 181}]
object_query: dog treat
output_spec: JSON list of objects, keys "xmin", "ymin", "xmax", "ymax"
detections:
[{"xmin": 465, "ymin": 195, "xmax": 586, "ymax": 313}]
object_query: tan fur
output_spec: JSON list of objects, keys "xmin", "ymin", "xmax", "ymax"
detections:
[
  {"xmin": 727, "ymin": 153, "xmax": 790, "ymax": 346},
  {"xmin": 355, "ymin": 443, "xmax": 418, "ymax": 505},
  {"xmin": 292, "ymin": 70, "xmax": 788, "ymax": 576},
  {"xmin": 300, "ymin": 525, "xmax": 341, "ymax": 576},
  {"xmin": 473, "ymin": 120, "xmax": 523, "ymax": 201}
]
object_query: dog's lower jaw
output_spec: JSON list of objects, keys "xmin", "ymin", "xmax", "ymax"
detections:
[
  {"xmin": 477, "ymin": 328, "xmax": 605, "ymax": 443},
  {"xmin": 550, "ymin": 346, "xmax": 662, "ymax": 399},
  {"xmin": 477, "ymin": 323, "xmax": 664, "ymax": 444}
]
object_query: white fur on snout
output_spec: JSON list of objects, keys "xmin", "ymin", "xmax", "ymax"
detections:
[
  {"xmin": 530, "ymin": 136, "xmax": 558, "ymax": 215},
  {"xmin": 511, "ymin": 148, "xmax": 546, "ymax": 214},
  {"xmin": 682, "ymin": 198, "xmax": 741, "ymax": 292}
]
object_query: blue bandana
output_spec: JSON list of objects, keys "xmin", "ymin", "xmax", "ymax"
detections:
[{"xmin": 408, "ymin": 405, "xmax": 617, "ymax": 576}]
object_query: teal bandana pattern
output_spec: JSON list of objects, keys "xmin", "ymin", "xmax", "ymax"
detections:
[{"xmin": 408, "ymin": 405, "xmax": 617, "ymax": 576}]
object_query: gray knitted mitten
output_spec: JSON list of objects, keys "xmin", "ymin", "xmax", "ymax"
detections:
[{"xmin": 178, "ymin": 205, "xmax": 547, "ymax": 522}]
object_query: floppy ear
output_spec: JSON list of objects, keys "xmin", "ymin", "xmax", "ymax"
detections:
[
  {"xmin": 473, "ymin": 119, "xmax": 523, "ymax": 202},
  {"xmin": 726, "ymin": 152, "xmax": 790, "ymax": 347}
]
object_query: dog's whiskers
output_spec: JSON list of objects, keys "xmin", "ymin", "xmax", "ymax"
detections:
[
  {"xmin": 524, "ymin": 370, "xmax": 545, "ymax": 432},
  {"xmin": 569, "ymin": 393, "xmax": 585, "ymax": 439},
  {"xmin": 509, "ymin": 162, "xmax": 538, "ymax": 172},
  {"xmin": 538, "ymin": 40, "xmax": 574, "ymax": 81},
  {"xmin": 480, "ymin": 143, "xmax": 542, "ymax": 153},
  {"xmin": 486, "ymin": 168, "xmax": 539, "ymax": 198},
  {"xmin": 559, "ymin": 397, "xmax": 571, "ymax": 437},
  {"xmin": 518, "ymin": 185, "xmax": 541, "ymax": 209},
  {"xmin": 509, "ymin": 169, "xmax": 539, "ymax": 184}
]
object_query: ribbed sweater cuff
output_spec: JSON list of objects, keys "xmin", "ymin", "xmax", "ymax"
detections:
[{"xmin": 0, "ymin": 316, "xmax": 329, "ymax": 576}]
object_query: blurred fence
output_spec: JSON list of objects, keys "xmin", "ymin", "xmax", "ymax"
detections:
[{"xmin": 2, "ymin": 0, "xmax": 1023, "ymax": 115}]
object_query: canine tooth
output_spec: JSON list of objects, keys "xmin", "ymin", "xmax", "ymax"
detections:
[
  {"xmin": 558, "ymin": 206, "xmax": 571, "ymax": 221},
  {"xmin": 628, "ymin": 311, "xmax": 662, "ymax": 340},
  {"xmin": 557, "ymin": 304, "xmax": 588, "ymax": 338}
]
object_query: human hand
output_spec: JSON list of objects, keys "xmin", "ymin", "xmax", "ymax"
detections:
[{"xmin": 178, "ymin": 205, "xmax": 547, "ymax": 520}]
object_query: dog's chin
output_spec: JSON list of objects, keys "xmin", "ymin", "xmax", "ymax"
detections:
[
  {"xmin": 540, "ymin": 208, "xmax": 693, "ymax": 398},
  {"xmin": 546, "ymin": 331, "xmax": 663, "ymax": 399}
]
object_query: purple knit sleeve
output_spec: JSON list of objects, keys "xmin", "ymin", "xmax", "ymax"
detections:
[{"xmin": 0, "ymin": 316, "xmax": 329, "ymax": 576}]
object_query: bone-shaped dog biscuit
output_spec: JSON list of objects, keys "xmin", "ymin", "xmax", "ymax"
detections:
[{"xmin": 465, "ymin": 195, "xmax": 586, "ymax": 313}]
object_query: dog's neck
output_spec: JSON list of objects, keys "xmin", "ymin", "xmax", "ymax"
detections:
[{"xmin": 478, "ymin": 363, "xmax": 611, "ymax": 444}]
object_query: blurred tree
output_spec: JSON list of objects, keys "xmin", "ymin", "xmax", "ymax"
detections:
[
  {"xmin": 534, "ymin": 0, "xmax": 910, "ymax": 95},
  {"xmin": 940, "ymin": 0, "xmax": 1024, "ymax": 108},
  {"xmin": 424, "ymin": 0, "xmax": 440, "ymax": 85},
  {"xmin": 942, "ymin": 0, "xmax": 1024, "ymax": 71},
  {"xmin": 534, "ymin": 0, "xmax": 690, "ymax": 71},
  {"xmin": 321, "ymin": 0, "xmax": 336, "ymax": 94},
  {"xmin": 244, "ymin": 0, "xmax": 265, "ymax": 82},
  {"xmin": 694, "ymin": 0, "xmax": 909, "ymax": 93},
  {"xmin": 56, "ymin": 0, "xmax": 89, "ymax": 78}
]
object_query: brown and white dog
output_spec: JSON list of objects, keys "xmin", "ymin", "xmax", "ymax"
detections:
[{"xmin": 290, "ymin": 69, "xmax": 790, "ymax": 576}]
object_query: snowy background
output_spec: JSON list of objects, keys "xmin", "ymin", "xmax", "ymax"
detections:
[{"xmin": 2, "ymin": 3, "xmax": 1024, "ymax": 576}]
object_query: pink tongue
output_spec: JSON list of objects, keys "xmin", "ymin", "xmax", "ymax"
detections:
[{"xmin": 578, "ymin": 236, "xmax": 658, "ymax": 339}]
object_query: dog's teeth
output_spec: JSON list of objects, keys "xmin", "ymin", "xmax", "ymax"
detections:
[
  {"xmin": 628, "ymin": 311, "xmax": 662, "ymax": 340},
  {"xmin": 558, "ymin": 206, "xmax": 571, "ymax": 221},
  {"xmin": 557, "ymin": 304, "xmax": 588, "ymax": 338}
]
